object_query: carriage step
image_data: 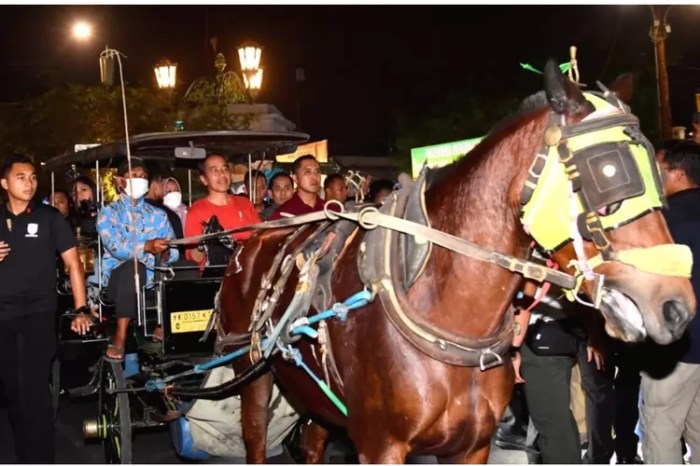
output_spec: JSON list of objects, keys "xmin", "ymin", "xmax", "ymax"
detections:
[
  {"xmin": 68, "ymin": 369, "xmax": 100, "ymax": 397},
  {"xmin": 68, "ymin": 383, "xmax": 99, "ymax": 397}
]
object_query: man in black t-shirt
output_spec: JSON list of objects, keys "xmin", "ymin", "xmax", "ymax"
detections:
[
  {"xmin": 0, "ymin": 154, "xmax": 88, "ymax": 463},
  {"xmin": 642, "ymin": 142, "xmax": 700, "ymax": 463}
]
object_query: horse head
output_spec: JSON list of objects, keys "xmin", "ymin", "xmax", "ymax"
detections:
[{"xmin": 526, "ymin": 59, "xmax": 695, "ymax": 344}]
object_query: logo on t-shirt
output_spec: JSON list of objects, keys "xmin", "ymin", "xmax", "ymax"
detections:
[{"xmin": 25, "ymin": 223, "xmax": 38, "ymax": 238}]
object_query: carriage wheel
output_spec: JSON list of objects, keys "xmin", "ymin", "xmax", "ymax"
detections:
[
  {"xmin": 50, "ymin": 357, "xmax": 61, "ymax": 422},
  {"xmin": 98, "ymin": 359, "xmax": 133, "ymax": 464}
]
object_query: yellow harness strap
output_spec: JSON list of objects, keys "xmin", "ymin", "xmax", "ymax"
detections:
[{"xmin": 588, "ymin": 243, "xmax": 693, "ymax": 278}]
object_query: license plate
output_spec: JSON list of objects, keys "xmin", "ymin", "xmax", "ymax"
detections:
[{"xmin": 170, "ymin": 309, "xmax": 213, "ymax": 334}]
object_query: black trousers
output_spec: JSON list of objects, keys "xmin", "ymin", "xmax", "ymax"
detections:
[
  {"xmin": 107, "ymin": 261, "xmax": 147, "ymax": 319},
  {"xmin": 610, "ymin": 340, "xmax": 642, "ymax": 461},
  {"xmin": 0, "ymin": 311, "xmax": 56, "ymax": 463},
  {"xmin": 577, "ymin": 338, "xmax": 615, "ymax": 464},
  {"xmin": 521, "ymin": 336, "xmax": 615, "ymax": 464},
  {"xmin": 521, "ymin": 342, "xmax": 582, "ymax": 464}
]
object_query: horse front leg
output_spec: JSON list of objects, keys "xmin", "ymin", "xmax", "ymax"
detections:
[
  {"xmin": 299, "ymin": 419, "xmax": 330, "ymax": 463},
  {"xmin": 240, "ymin": 371, "xmax": 273, "ymax": 463}
]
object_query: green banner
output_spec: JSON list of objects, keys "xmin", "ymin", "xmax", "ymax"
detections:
[{"xmin": 411, "ymin": 136, "xmax": 483, "ymax": 179}]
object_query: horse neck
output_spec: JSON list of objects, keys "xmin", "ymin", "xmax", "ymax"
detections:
[{"xmin": 417, "ymin": 110, "xmax": 548, "ymax": 334}]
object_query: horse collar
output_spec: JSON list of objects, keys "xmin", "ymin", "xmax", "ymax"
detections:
[{"xmin": 357, "ymin": 175, "xmax": 513, "ymax": 368}]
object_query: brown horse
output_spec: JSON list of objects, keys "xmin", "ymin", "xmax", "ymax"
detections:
[{"xmin": 217, "ymin": 61, "xmax": 696, "ymax": 463}]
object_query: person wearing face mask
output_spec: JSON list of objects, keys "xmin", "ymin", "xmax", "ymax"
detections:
[
  {"xmin": 162, "ymin": 176, "xmax": 188, "ymax": 227},
  {"xmin": 143, "ymin": 165, "xmax": 183, "ymax": 240},
  {"xmin": 92, "ymin": 158, "xmax": 178, "ymax": 361}
]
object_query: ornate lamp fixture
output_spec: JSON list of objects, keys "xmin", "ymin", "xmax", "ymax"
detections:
[
  {"xmin": 154, "ymin": 58, "xmax": 177, "ymax": 89},
  {"xmin": 237, "ymin": 41, "xmax": 264, "ymax": 102}
]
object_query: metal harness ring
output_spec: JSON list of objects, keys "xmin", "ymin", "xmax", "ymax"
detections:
[
  {"xmin": 323, "ymin": 200, "xmax": 345, "ymax": 221},
  {"xmin": 357, "ymin": 207, "xmax": 380, "ymax": 230}
]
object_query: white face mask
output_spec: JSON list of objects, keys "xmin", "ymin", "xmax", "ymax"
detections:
[
  {"xmin": 124, "ymin": 178, "xmax": 149, "ymax": 199},
  {"xmin": 163, "ymin": 191, "xmax": 182, "ymax": 210}
]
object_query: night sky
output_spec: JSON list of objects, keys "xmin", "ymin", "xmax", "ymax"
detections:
[{"xmin": 1, "ymin": 4, "xmax": 699, "ymax": 155}]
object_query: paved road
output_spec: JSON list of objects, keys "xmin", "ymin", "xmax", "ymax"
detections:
[
  {"xmin": 0, "ymin": 349, "xmax": 527, "ymax": 464},
  {"xmin": 0, "ymin": 396, "xmax": 526, "ymax": 464}
]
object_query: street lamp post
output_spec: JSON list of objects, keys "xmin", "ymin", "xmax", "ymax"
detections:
[
  {"xmin": 70, "ymin": 20, "xmax": 116, "ymax": 86},
  {"xmin": 649, "ymin": 5, "xmax": 673, "ymax": 140}
]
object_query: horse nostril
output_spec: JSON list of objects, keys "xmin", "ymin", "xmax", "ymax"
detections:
[{"xmin": 663, "ymin": 300, "xmax": 688, "ymax": 327}]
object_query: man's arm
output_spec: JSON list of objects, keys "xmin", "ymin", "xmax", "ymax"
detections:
[
  {"xmin": 512, "ymin": 281, "xmax": 538, "ymax": 347},
  {"xmin": 64, "ymin": 246, "xmax": 94, "ymax": 336},
  {"xmin": 155, "ymin": 210, "xmax": 178, "ymax": 264},
  {"xmin": 52, "ymin": 211, "xmax": 92, "ymax": 336},
  {"xmin": 511, "ymin": 280, "xmax": 538, "ymax": 383},
  {"xmin": 581, "ymin": 306, "xmax": 606, "ymax": 371},
  {"xmin": 184, "ymin": 207, "xmax": 206, "ymax": 265},
  {"xmin": 61, "ymin": 247, "xmax": 87, "ymax": 310}
]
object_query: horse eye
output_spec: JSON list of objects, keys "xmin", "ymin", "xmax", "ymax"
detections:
[{"xmin": 598, "ymin": 202, "xmax": 622, "ymax": 217}]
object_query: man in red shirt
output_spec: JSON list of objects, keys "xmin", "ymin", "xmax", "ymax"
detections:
[
  {"xmin": 269, "ymin": 155, "xmax": 324, "ymax": 220},
  {"xmin": 184, "ymin": 153, "xmax": 261, "ymax": 269}
]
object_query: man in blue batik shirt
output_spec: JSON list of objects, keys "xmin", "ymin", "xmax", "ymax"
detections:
[{"xmin": 95, "ymin": 158, "xmax": 177, "ymax": 361}]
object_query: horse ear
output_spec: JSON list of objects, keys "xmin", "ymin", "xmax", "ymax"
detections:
[
  {"xmin": 544, "ymin": 59, "xmax": 567, "ymax": 114},
  {"xmin": 543, "ymin": 58, "xmax": 589, "ymax": 117},
  {"xmin": 607, "ymin": 73, "xmax": 634, "ymax": 105}
]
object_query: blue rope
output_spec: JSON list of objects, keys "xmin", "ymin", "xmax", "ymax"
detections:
[
  {"xmin": 144, "ymin": 289, "xmax": 373, "ymax": 393},
  {"xmin": 145, "ymin": 339, "xmax": 266, "ymax": 392},
  {"xmin": 305, "ymin": 289, "xmax": 373, "ymax": 325}
]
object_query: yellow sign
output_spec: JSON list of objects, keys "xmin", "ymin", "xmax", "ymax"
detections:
[
  {"xmin": 170, "ymin": 309, "xmax": 213, "ymax": 334},
  {"xmin": 276, "ymin": 139, "xmax": 328, "ymax": 163}
]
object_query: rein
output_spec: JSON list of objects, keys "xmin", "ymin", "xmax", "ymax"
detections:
[{"xmin": 169, "ymin": 204, "xmax": 576, "ymax": 289}]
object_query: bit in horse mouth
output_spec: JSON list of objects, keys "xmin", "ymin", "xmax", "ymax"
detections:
[{"xmin": 600, "ymin": 288, "xmax": 647, "ymax": 339}]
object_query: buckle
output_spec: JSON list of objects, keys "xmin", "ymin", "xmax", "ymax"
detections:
[{"xmin": 479, "ymin": 348, "xmax": 504, "ymax": 371}]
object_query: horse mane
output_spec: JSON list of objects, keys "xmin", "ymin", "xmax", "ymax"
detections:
[{"xmin": 426, "ymin": 90, "xmax": 548, "ymax": 190}]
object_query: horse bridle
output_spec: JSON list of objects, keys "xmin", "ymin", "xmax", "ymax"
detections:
[{"xmin": 520, "ymin": 88, "xmax": 692, "ymax": 307}]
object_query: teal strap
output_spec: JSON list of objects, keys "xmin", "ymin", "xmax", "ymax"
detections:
[{"xmin": 287, "ymin": 346, "xmax": 348, "ymax": 416}]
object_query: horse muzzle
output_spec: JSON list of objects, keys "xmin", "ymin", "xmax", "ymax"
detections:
[{"xmin": 598, "ymin": 278, "xmax": 695, "ymax": 345}]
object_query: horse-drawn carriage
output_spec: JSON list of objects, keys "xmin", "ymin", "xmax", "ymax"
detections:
[{"xmin": 46, "ymin": 130, "xmax": 310, "ymax": 463}]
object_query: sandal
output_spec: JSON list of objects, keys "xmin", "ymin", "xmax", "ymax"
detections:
[
  {"xmin": 151, "ymin": 326, "xmax": 163, "ymax": 342},
  {"xmin": 104, "ymin": 344, "xmax": 125, "ymax": 362}
]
